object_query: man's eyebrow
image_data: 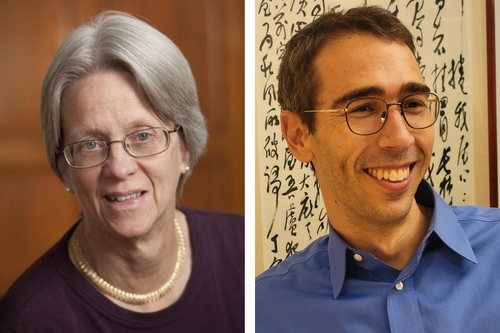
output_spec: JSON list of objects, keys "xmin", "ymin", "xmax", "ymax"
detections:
[
  {"xmin": 331, "ymin": 86, "xmax": 385, "ymax": 108},
  {"xmin": 329, "ymin": 82, "xmax": 431, "ymax": 108},
  {"xmin": 399, "ymin": 82, "xmax": 431, "ymax": 95}
]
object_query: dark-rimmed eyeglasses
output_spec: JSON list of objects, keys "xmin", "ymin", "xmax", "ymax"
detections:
[
  {"xmin": 303, "ymin": 92, "xmax": 440, "ymax": 135},
  {"xmin": 56, "ymin": 126, "xmax": 181, "ymax": 168}
]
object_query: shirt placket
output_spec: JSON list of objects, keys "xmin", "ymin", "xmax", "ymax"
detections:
[{"xmin": 387, "ymin": 275, "xmax": 425, "ymax": 333}]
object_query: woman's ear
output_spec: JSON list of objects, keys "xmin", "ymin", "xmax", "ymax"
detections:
[
  {"xmin": 280, "ymin": 111, "xmax": 315, "ymax": 163},
  {"xmin": 180, "ymin": 149, "xmax": 190, "ymax": 175},
  {"xmin": 57, "ymin": 154, "xmax": 72, "ymax": 191}
]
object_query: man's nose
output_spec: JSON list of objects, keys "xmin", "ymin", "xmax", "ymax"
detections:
[{"xmin": 376, "ymin": 105, "xmax": 415, "ymax": 150}]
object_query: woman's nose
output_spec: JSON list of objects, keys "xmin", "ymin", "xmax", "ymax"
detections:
[{"xmin": 102, "ymin": 141, "xmax": 139, "ymax": 179}]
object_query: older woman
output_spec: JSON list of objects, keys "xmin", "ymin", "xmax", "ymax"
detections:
[{"xmin": 0, "ymin": 11, "xmax": 243, "ymax": 332}]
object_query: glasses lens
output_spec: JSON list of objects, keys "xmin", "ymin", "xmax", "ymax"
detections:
[
  {"xmin": 345, "ymin": 93, "xmax": 439, "ymax": 135},
  {"xmin": 402, "ymin": 93, "xmax": 439, "ymax": 129},
  {"xmin": 125, "ymin": 128, "xmax": 169, "ymax": 157},
  {"xmin": 345, "ymin": 98, "xmax": 387, "ymax": 135},
  {"xmin": 64, "ymin": 141, "xmax": 107, "ymax": 167}
]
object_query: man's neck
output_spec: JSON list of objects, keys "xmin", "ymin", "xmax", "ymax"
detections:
[{"xmin": 332, "ymin": 202, "xmax": 433, "ymax": 270}]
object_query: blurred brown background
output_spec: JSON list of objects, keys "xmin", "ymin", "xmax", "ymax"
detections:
[{"xmin": 0, "ymin": 0, "xmax": 244, "ymax": 297}]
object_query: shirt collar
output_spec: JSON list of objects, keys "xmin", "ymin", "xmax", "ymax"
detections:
[
  {"xmin": 417, "ymin": 180, "xmax": 477, "ymax": 265},
  {"xmin": 328, "ymin": 180, "xmax": 477, "ymax": 299}
]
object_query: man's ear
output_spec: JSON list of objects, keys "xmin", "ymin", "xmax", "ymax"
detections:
[{"xmin": 280, "ymin": 110, "xmax": 314, "ymax": 163}]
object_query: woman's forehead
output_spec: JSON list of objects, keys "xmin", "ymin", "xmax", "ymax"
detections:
[{"xmin": 60, "ymin": 72, "xmax": 168, "ymax": 139}]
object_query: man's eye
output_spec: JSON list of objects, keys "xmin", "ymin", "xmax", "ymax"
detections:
[
  {"xmin": 350, "ymin": 105, "xmax": 374, "ymax": 113},
  {"xmin": 405, "ymin": 100, "xmax": 425, "ymax": 109}
]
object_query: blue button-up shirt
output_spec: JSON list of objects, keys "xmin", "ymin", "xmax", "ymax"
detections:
[{"xmin": 256, "ymin": 181, "xmax": 500, "ymax": 332}]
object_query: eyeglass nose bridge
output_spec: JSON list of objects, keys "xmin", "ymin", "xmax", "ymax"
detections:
[
  {"xmin": 379, "ymin": 102, "xmax": 407, "ymax": 127},
  {"xmin": 102, "ymin": 139, "xmax": 135, "ymax": 159}
]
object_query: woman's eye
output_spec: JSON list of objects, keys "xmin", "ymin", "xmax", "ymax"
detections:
[
  {"xmin": 137, "ymin": 132, "xmax": 150, "ymax": 141},
  {"xmin": 83, "ymin": 141, "xmax": 97, "ymax": 150}
]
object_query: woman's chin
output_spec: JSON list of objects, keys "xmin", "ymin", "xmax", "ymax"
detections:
[{"xmin": 87, "ymin": 214, "xmax": 159, "ymax": 241}]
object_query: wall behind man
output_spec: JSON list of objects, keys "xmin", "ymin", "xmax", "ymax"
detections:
[
  {"xmin": 0, "ymin": 0, "xmax": 244, "ymax": 297},
  {"xmin": 255, "ymin": 0, "xmax": 489, "ymax": 276}
]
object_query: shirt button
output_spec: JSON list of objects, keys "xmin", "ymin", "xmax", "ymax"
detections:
[
  {"xmin": 353, "ymin": 254, "xmax": 363, "ymax": 261},
  {"xmin": 395, "ymin": 282, "xmax": 404, "ymax": 291}
]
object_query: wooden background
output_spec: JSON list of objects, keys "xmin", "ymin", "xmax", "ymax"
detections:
[{"xmin": 0, "ymin": 0, "xmax": 244, "ymax": 297}]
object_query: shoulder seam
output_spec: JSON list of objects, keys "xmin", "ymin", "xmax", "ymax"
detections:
[{"xmin": 256, "ymin": 248, "xmax": 328, "ymax": 282}]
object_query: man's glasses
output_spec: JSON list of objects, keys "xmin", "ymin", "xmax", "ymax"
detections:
[
  {"xmin": 57, "ymin": 126, "xmax": 181, "ymax": 168},
  {"xmin": 303, "ymin": 92, "xmax": 440, "ymax": 135}
]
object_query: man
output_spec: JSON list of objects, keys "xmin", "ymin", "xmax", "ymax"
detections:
[{"xmin": 255, "ymin": 5, "xmax": 500, "ymax": 332}]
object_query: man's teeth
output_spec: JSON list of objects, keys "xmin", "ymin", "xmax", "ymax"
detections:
[
  {"xmin": 367, "ymin": 167, "xmax": 410, "ymax": 182},
  {"xmin": 106, "ymin": 192, "xmax": 142, "ymax": 202}
]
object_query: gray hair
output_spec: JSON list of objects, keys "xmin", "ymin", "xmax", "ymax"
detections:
[{"xmin": 41, "ymin": 10, "xmax": 208, "ymax": 198}]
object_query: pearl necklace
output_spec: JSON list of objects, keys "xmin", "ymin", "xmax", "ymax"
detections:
[{"xmin": 70, "ymin": 219, "xmax": 185, "ymax": 305}]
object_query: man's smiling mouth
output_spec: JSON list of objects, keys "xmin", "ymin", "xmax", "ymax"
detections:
[{"xmin": 365, "ymin": 166, "xmax": 411, "ymax": 182}]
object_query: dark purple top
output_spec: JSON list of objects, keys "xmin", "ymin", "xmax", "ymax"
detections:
[{"xmin": 0, "ymin": 207, "xmax": 244, "ymax": 332}]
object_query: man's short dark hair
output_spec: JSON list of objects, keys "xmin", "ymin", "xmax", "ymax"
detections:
[{"xmin": 277, "ymin": 5, "xmax": 416, "ymax": 134}]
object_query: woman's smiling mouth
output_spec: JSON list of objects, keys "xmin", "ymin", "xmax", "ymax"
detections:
[{"xmin": 105, "ymin": 191, "xmax": 145, "ymax": 202}]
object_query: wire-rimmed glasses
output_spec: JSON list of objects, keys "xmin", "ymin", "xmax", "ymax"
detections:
[
  {"xmin": 303, "ymin": 92, "xmax": 440, "ymax": 135},
  {"xmin": 57, "ymin": 126, "xmax": 181, "ymax": 168}
]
